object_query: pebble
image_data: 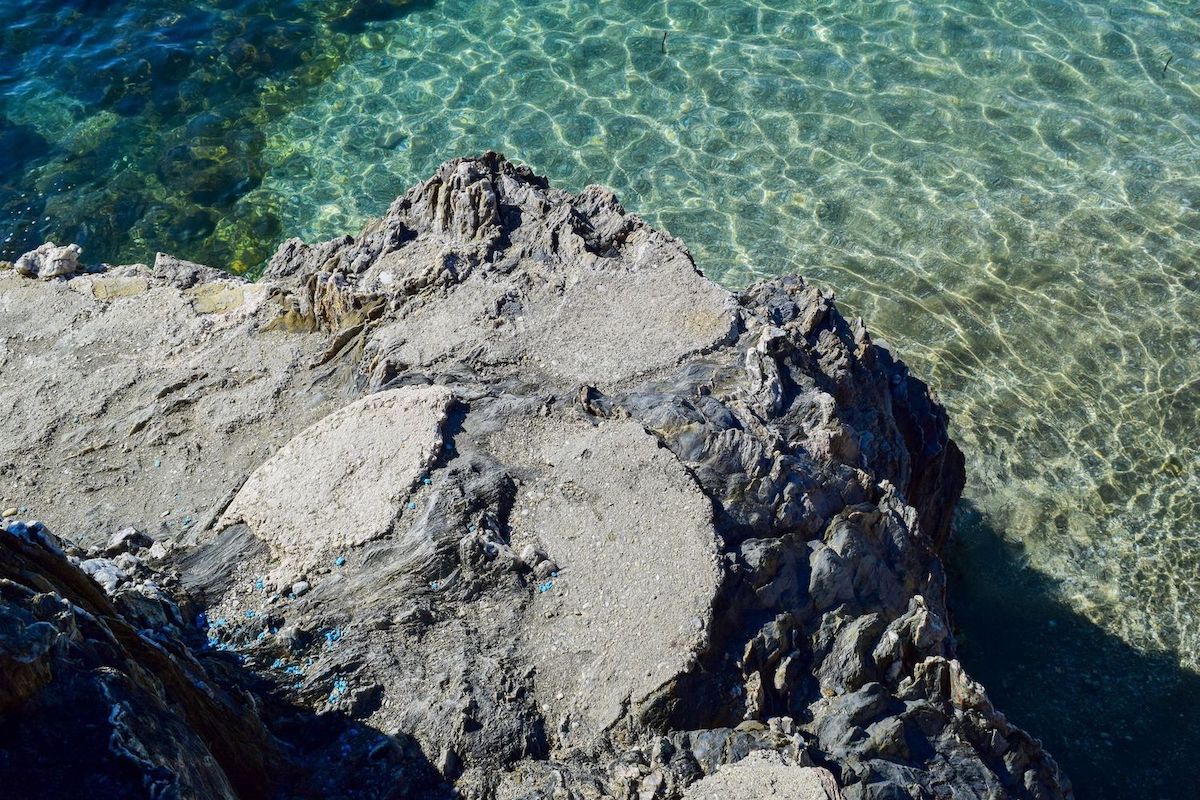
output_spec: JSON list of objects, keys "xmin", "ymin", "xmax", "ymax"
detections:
[
  {"xmin": 147, "ymin": 540, "xmax": 172, "ymax": 559},
  {"xmin": 2, "ymin": 507, "xmax": 17, "ymax": 518},
  {"xmin": 520, "ymin": 544, "xmax": 547, "ymax": 567},
  {"xmin": 292, "ymin": 580, "xmax": 310, "ymax": 597}
]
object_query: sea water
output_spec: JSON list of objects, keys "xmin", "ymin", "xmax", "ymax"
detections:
[{"xmin": 2, "ymin": 0, "xmax": 1198, "ymax": 795}]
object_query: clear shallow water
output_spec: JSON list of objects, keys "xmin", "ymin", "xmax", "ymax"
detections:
[{"xmin": 3, "ymin": 0, "xmax": 1200, "ymax": 795}]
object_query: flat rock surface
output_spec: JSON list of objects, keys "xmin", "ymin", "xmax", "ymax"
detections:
[
  {"xmin": 0, "ymin": 266, "xmax": 342, "ymax": 548},
  {"xmin": 511, "ymin": 419, "xmax": 721, "ymax": 742},
  {"xmin": 221, "ymin": 385, "xmax": 453, "ymax": 573},
  {"xmin": 683, "ymin": 754, "xmax": 842, "ymax": 800}
]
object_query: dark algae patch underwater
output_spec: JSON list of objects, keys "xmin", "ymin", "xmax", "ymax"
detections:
[{"xmin": 0, "ymin": 0, "xmax": 429, "ymax": 273}]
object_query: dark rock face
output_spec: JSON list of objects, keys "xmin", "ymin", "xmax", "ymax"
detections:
[
  {"xmin": 0, "ymin": 521, "xmax": 448, "ymax": 800},
  {"xmin": 0, "ymin": 154, "xmax": 1068, "ymax": 799}
]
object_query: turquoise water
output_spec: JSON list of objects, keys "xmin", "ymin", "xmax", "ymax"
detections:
[{"xmin": 4, "ymin": 0, "xmax": 1200, "ymax": 795}]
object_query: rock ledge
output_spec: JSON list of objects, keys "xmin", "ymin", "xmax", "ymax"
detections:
[{"xmin": 0, "ymin": 154, "xmax": 1069, "ymax": 800}]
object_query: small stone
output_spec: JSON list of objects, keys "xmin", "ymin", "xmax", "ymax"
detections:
[
  {"xmin": 13, "ymin": 241, "xmax": 82, "ymax": 280},
  {"xmin": 105, "ymin": 527, "xmax": 153, "ymax": 555},
  {"xmin": 520, "ymin": 544, "xmax": 547, "ymax": 568},
  {"xmin": 113, "ymin": 552, "xmax": 140, "ymax": 571},
  {"xmin": 533, "ymin": 559, "xmax": 558, "ymax": 580},
  {"xmin": 80, "ymin": 557, "xmax": 126, "ymax": 594},
  {"xmin": 292, "ymin": 581, "xmax": 310, "ymax": 597},
  {"xmin": 147, "ymin": 540, "xmax": 173, "ymax": 560},
  {"xmin": 437, "ymin": 747, "xmax": 460, "ymax": 779},
  {"xmin": 2, "ymin": 508, "xmax": 16, "ymax": 518}
]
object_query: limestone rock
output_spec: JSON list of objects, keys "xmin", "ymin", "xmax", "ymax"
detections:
[
  {"xmin": 221, "ymin": 385, "xmax": 453, "ymax": 573},
  {"xmin": 515, "ymin": 419, "xmax": 721, "ymax": 741},
  {"xmin": 683, "ymin": 753, "xmax": 842, "ymax": 799},
  {"xmin": 14, "ymin": 241, "xmax": 81, "ymax": 280}
]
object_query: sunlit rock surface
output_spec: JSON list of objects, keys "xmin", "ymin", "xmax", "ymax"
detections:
[{"xmin": 0, "ymin": 155, "xmax": 1069, "ymax": 799}]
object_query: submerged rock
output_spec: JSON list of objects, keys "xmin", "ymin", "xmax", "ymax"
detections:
[{"xmin": 0, "ymin": 154, "xmax": 1069, "ymax": 799}]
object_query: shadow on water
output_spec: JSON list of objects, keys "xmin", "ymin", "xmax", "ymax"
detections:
[{"xmin": 945, "ymin": 500, "xmax": 1200, "ymax": 800}]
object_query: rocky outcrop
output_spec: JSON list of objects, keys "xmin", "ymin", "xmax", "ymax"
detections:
[{"xmin": 0, "ymin": 154, "xmax": 1069, "ymax": 799}]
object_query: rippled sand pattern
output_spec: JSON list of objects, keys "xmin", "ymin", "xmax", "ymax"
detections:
[{"xmin": 257, "ymin": 0, "xmax": 1200, "ymax": 667}]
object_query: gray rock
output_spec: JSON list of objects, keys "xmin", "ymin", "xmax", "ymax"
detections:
[
  {"xmin": 79, "ymin": 557, "xmax": 127, "ymax": 594},
  {"xmin": 13, "ymin": 241, "xmax": 82, "ymax": 280},
  {"xmin": 0, "ymin": 155, "xmax": 1069, "ymax": 800},
  {"xmin": 147, "ymin": 539, "xmax": 173, "ymax": 560},
  {"xmin": 152, "ymin": 251, "xmax": 228, "ymax": 288},
  {"xmin": 105, "ymin": 526, "xmax": 153, "ymax": 555},
  {"xmin": 519, "ymin": 544, "xmax": 547, "ymax": 569}
]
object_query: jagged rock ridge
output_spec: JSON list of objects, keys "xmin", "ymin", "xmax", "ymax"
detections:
[{"xmin": 0, "ymin": 154, "xmax": 1070, "ymax": 799}]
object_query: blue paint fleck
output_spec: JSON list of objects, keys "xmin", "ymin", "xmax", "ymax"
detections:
[
  {"xmin": 335, "ymin": 555, "xmax": 346, "ymax": 567},
  {"xmin": 537, "ymin": 580, "xmax": 554, "ymax": 593}
]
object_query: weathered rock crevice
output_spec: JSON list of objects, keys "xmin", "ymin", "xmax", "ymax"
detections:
[{"xmin": 0, "ymin": 154, "xmax": 1067, "ymax": 800}]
